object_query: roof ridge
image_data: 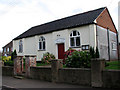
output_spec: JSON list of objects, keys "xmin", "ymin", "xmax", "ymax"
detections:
[
  {"xmin": 13, "ymin": 7, "xmax": 106, "ymax": 40},
  {"xmin": 32, "ymin": 7, "xmax": 106, "ymax": 29}
]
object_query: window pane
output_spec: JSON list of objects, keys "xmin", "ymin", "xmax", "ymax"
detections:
[
  {"xmin": 82, "ymin": 46, "xmax": 85, "ymax": 50},
  {"xmin": 21, "ymin": 45, "xmax": 23, "ymax": 52},
  {"xmin": 70, "ymin": 33, "xmax": 72, "ymax": 36},
  {"xmin": 78, "ymin": 32, "xmax": 80, "ymax": 35},
  {"xmin": 19, "ymin": 40, "xmax": 23, "ymax": 52},
  {"xmin": 76, "ymin": 37, "xmax": 80, "ymax": 46},
  {"xmin": 39, "ymin": 42, "xmax": 42, "ymax": 50},
  {"xmin": 7, "ymin": 48, "xmax": 9, "ymax": 52},
  {"xmin": 86, "ymin": 46, "xmax": 89, "ymax": 50},
  {"xmin": 73, "ymin": 31, "xmax": 76, "ymax": 36},
  {"xmin": 43, "ymin": 41, "xmax": 45, "ymax": 50},
  {"xmin": 112, "ymin": 43, "xmax": 116, "ymax": 50},
  {"xmin": 19, "ymin": 45, "xmax": 21, "ymax": 52},
  {"xmin": 70, "ymin": 38, "xmax": 74, "ymax": 46}
]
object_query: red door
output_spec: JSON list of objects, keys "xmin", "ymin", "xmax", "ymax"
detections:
[{"xmin": 58, "ymin": 43, "xmax": 65, "ymax": 59}]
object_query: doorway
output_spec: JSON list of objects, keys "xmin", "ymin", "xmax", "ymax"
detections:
[{"xmin": 58, "ymin": 43, "xmax": 65, "ymax": 59}]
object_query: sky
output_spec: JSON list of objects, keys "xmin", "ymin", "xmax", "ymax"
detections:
[{"xmin": 0, "ymin": 0, "xmax": 120, "ymax": 51}]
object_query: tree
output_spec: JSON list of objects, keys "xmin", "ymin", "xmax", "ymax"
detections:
[
  {"xmin": 90, "ymin": 47, "xmax": 95, "ymax": 58},
  {"xmin": 0, "ymin": 50, "xmax": 2, "ymax": 60},
  {"xmin": 90, "ymin": 46, "xmax": 100, "ymax": 58},
  {"xmin": 11, "ymin": 50, "xmax": 17, "ymax": 61},
  {"xmin": 95, "ymin": 47, "xmax": 100, "ymax": 58}
]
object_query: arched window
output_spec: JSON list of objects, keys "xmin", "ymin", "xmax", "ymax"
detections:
[
  {"xmin": 19, "ymin": 40, "xmax": 23, "ymax": 53},
  {"xmin": 39, "ymin": 36, "xmax": 45, "ymax": 50},
  {"xmin": 70, "ymin": 30, "xmax": 80, "ymax": 47}
]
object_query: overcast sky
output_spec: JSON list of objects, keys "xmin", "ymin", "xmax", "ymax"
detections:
[{"xmin": 0, "ymin": 0, "xmax": 120, "ymax": 51}]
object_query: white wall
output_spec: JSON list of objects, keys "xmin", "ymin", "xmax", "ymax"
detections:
[
  {"xmin": 109, "ymin": 31, "xmax": 118, "ymax": 60},
  {"xmin": 97, "ymin": 25, "xmax": 118, "ymax": 60},
  {"xmin": 13, "ymin": 24, "xmax": 97, "ymax": 61},
  {"xmin": 13, "ymin": 39, "xmax": 24, "ymax": 56},
  {"xmin": 24, "ymin": 37, "xmax": 37, "ymax": 56},
  {"xmin": 97, "ymin": 26, "xmax": 109, "ymax": 60},
  {"xmin": 118, "ymin": 1, "xmax": 120, "ymax": 43}
]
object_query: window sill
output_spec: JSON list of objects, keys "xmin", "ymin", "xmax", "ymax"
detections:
[
  {"xmin": 18, "ymin": 52, "xmax": 23, "ymax": 53},
  {"xmin": 112, "ymin": 49, "xmax": 117, "ymax": 51},
  {"xmin": 70, "ymin": 46, "xmax": 81, "ymax": 48},
  {"xmin": 38, "ymin": 49, "xmax": 46, "ymax": 51}
]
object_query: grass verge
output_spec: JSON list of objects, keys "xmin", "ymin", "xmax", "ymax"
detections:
[{"xmin": 105, "ymin": 61, "xmax": 120, "ymax": 70}]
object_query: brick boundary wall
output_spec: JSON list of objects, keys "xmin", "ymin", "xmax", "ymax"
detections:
[
  {"xmin": 2, "ymin": 66, "xmax": 14, "ymax": 76},
  {"xmin": 2, "ymin": 59, "xmax": 120, "ymax": 88}
]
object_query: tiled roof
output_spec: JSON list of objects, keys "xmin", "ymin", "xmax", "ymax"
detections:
[{"xmin": 14, "ymin": 7, "xmax": 106, "ymax": 40}]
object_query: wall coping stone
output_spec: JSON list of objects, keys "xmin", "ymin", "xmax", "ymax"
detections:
[
  {"xmin": 61, "ymin": 68, "xmax": 91, "ymax": 70},
  {"xmin": 103, "ymin": 69, "xmax": 120, "ymax": 72},
  {"xmin": 30, "ymin": 66, "xmax": 51, "ymax": 69}
]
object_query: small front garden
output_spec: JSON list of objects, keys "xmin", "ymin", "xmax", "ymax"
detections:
[
  {"xmin": 37, "ymin": 52, "xmax": 55, "ymax": 66},
  {"xmin": 2, "ymin": 50, "xmax": 17, "ymax": 66},
  {"xmin": 63, "ymin": 47, "xmax": 99, "ymax": 68},
  {"xmin": 2, "ymin": 56, "xmax": 14, "ymax": 66}
]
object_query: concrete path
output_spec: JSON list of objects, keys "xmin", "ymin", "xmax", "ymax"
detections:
[{"xmin": 2, "ymin": 76, "xmax": 91, "ymax": 89}]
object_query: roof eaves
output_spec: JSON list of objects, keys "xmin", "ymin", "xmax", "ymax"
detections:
[{"xmin": 13, "ymin": 22, "xmax": 95, "ymax": 40}]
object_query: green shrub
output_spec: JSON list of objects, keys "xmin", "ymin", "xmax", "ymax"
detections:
[
  {"xmin": 2, "ymin": 56, "xmax": 11, "ymax": 62},
  {"xmin": 95, "ymin": 47, "xmax": 100, "ymax": 58},
  {"xmin": 4, "ymin": 60, "xmax": 14, "ymax": 66},
  {"xmin": 90, "ymin": 46, "xmax": 100, "ymax": 58},
  {"xmin": 41, "ymin": 52, "xmax": 55, "ymax": 64},
  {"xmin": 11, "ymin": 50, "xmax": 17, "ymax": 61},
  {"xmin": 65, "ymin": 51, "xmax": 91, "ymax": 68},
  {"xmin": 90, "ymin": 47, "xmax": 95, "ymax": 58}
]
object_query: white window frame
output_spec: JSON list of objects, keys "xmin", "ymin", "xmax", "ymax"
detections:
[
  {"xmin": 4, "ymin": 48, "xmax": 6, "ymax": 52},
  {"xmin": 7, "ymin": 48, "xmax": 9, "ymax": 52},
  {"xmin": 38, "ymin": 36, "xmax": 46, "ymax": 50},
  {"xmin": 70, "ymin": 30, "xmax": 81, "ymax": 47},
  {"xmin": 111, "ymin": 42, "xmax": 117, "ymax": 51},
  {"xmin": 19, "ymin": 40, "xmax": 23, "ymax": 53}
]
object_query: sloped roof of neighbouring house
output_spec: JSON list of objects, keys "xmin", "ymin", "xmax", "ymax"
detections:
[{"xmin": 14, "ymin": 7, "xmax": 106, "ymax": 40}]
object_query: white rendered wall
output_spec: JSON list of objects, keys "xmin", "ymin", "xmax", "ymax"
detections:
[
  {"xmin": 118, "ymin": 1, "xmax": 120, "ymax": 42},
  {"xmin": 97, "ymin": 25, "xmax": 117, "ymax": 60},
  {"xmin": 13, "ymin": 24, "xmax": 97, "ymax": 61},
  {"xmin": 13, "ymin": 39, "xmax": 24, "ymax": 56},
  {"xmin": 97, "ymin": 26, "xmax": 109, "ymax": 60},
  {"xmin": 24, "ymin": 37, "xmax": 37, "ymax": 56},
  {"xmin": 37, "ymin": 25, "xmax": 92, "ymax": 61}
]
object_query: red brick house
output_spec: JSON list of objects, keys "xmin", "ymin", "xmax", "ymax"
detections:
[{"xmin": 2, "ymin": 41, "xmax": 13, "ymax": 56}]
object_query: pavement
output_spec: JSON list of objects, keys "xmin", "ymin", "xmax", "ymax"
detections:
[
  {"xmin": 2, "ymin": 76, "xmax": 115, "ymax": 90},
  {"xmin": 2, "ymin": 76, "xmax": 91, "ymax": 89}
]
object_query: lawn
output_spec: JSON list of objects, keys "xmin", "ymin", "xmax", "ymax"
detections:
[
  {"xmin": 105, "ymin": 61, "xmax": 120, "ymax": 70},
  {"xmin": 36, "ymin": 63, "xmax": 50, "ymax": 66}
]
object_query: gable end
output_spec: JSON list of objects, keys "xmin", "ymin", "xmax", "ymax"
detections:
[{"xmin": 96, "ymin": 8, "xmax": 117, "ymax": 33}]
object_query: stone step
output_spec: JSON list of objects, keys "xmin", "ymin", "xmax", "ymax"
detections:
[{"xmin": 14, "ymin": 75, "xmax": 24, "ymax": 79}]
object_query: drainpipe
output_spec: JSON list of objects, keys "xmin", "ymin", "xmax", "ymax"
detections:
[
  {"xmin": 107, "ymin": 28, "xmax": 110, "ymax": 61},
  {"xmin": 116, "ymin": 31, "xmax": 120, "ymax": 61},
  {"xmin": 96, "ymin": 24, "xmax": 98, "ymax": 47}
]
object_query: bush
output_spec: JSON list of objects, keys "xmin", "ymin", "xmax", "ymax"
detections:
[
  {"xmin": 65, "ymin": 51, "xmax": 91, "ymax": 68},
  {"xmin": 90, "ymin": 46, "xmax": 100, "ymax": 58},
  {"xmin": 4, "ymin": 60, "xmax": 14, "ymax": 66},
  {"xmin": 64, "ymin": 48, "xmax": 76, "ymax": 64},
  {"xmin": 41, "ymin": 52, "xmax": 55, "ymax": 64},
  {"xmin": 11, "ymin": 50, "xmax": 17, "ymax": 61},
  {"xmin": 95, "ymin": 47, "xmax": 100, "ymax": 58},
  {"xmin": 2, "ymin": 56, "xmax": 11, "ymax": 62}
]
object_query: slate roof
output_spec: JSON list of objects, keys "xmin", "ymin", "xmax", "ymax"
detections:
[{"xmin": 14, "ymin": 7, "xmax": 106, "ymax": 40}]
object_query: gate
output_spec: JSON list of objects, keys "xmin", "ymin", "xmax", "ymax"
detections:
[
  {"xmin": 14, "ymin": 56, "xmax": 36, "ymax": 77},
  {"xmin": 14, "ymin": 56, "xmax": 23, "ymax": 75}
]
